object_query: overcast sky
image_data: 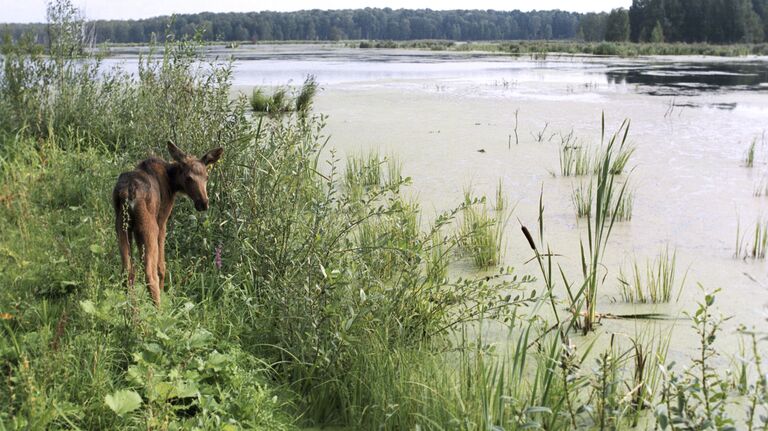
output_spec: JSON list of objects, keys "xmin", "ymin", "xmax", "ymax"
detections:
[{"xmin": 1, "ymin": 1, "xmax": 633, "ymax": 23}]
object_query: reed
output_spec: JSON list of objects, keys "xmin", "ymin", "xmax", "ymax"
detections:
[
  {"xmin": 580, "ymin": 115, "xmax": 632, "ymax": 333},
  {"xmin": 385, "ymin": 153, "xmax": 403, "ymax": 188},
  {"xmin": 735, "ymin": 218, "xmax": 768, "ymax": 259},
  {"xmin": 618, "ymin": 246, "xmax": 685, "ymax": 303},
  {"xmin": 752, "ymin": 176, "xmax": 768, "ymax": 197},
  {"xmin": 745, "ymin": 139, "xmax": 757, "ymax": 168},
  {"xmin": 608, "ymin": 140, "xmax": 636, "ymax": 175},
  {"xmin": 460, "ymin": 194, "xmax": 509, "ymax": 268},
  {"xmin": 532, "ymin": 122, "xmax": 550, "ymax": 143},
  {"xmin": 295, "ymin": 75, "xmax": 318, "ymax": 114},
  {"xmin": 250, "ymin": 87, "xmax": 270, "ymax": 112},
  {"xmin": 559, "ymin": 140, "xmax": 592, "ymax": 177},
  {"xmin": 345, "ymin": 150, "xmax": 383, "ymax": 188},
  {"xmin": 609, "ymin": 186, "xmax": 634, "ymax": 222},
  {"xmin": 572, "ymin": 180, "xmax": 593, "ymax": 218},
  {"xmin": 494, "ymin": 178, "xmax": 506, "ymax": 211}
]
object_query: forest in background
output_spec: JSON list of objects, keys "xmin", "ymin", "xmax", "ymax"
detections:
[{"xmin": 3, "ymin": 0, "xmax": 768, "ymax": 46}]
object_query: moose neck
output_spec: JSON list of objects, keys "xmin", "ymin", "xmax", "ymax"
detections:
[{"xmin": 165, "ymin": 162, "xmax": 185, "ymax": 195}]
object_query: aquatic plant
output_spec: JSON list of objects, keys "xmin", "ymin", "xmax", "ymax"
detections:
[
  {"xmin": 295, "ymin": 74, "xmax": 318, "ymax": 114},
  {"xmin": 345, "ymin": 150, "xmax": 383, "ymax": 188},
  {"xmin": 532, "ymin": 122, "xmax": 550, "ymax": 143},
  {"xmin": 572, "ymin": 180, "xmax": 593, "ymax": 218},
  {"xmin": 384, "ymin": 153, "xmax": 403, "ymax": 188},
  {"xmin": 735, "ymin": 218, "xmax": 768, "ymax": 259},
  {"xmin": 559, "ymin": 142, "xmax": 593, "ymax": 177},
  {"xmin": 580, "ymin": 115, "xmax": 632, "ymax": 333},
  {"xmin": 459, "ymin": 193, "xmax": 509, "ymax": 268},
  {"xmin": 745, "ymin": 139, "xmax": 757, "ymax": 168},
  {"xmin": 752, "ymin": 176, "xmax": 768, "ymax": 197},
  {"xmin": 494, "ymin": 178, "xmax": 507, "ymax": 211},
  {"xmin": 250, "ymin": 87, "xmax": 270, "ymax": 112},
  {"xmin": 618, "ymin": 246, "xmax": 686, "ymax": 303},
  {"xmin": 609, "ymin": 185, "xmax": 634, "ymax": 222}
]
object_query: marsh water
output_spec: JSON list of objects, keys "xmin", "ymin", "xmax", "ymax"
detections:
[{"xmin": 109, "ymin": 44, "xmax": 768, "ymax": 361}]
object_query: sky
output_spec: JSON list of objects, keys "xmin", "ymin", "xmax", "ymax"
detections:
[{"xmin": 1, "ymin": 0, "xmax": 633, "ymax": 23}]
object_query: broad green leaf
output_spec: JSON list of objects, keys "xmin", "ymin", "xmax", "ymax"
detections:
[
  {"xmin": 79, "ymin": 300, "xmax": 96, "ymax": 315},
  {"xmin": 105, "ymin": 389, "xmax": 142, "ymax": 416},
  {"xmin": 174, "ymin": 380, "xmax": 199, "ymax": 398}
]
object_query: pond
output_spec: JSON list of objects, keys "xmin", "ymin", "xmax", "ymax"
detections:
[{"xmin": 108, "ymin": 44, "xmax": 768, "ymax": 362}]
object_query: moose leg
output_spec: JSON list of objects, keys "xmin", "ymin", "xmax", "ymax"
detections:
[
  {"xmin": 157, "ymin": 226, "xmax": 167, "ymax": 291},
  {"xmin": 135, "ymin": 219, "xmax": 161, "ymax": 307}
]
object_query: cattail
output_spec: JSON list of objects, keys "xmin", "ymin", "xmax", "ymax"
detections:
[
  {"xmin": 521, "ymin": 226, "xmax": 537, "ymax": 251},
  {"xmin": 214, "ymin": 244, "xmax": 223, "ymax": 270}
]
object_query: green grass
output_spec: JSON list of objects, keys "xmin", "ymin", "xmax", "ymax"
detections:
[{"xmin": 618, "ymin": 246, "xmax": 686, "ymax": 303}]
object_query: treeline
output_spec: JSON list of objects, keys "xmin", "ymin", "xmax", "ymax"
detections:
[
  {"xmin": 3, "ymin": 3, "xmax": 768, "ymax": 46},
  {"xmin": 629, "ymin": 0, "xmax": 768, "ymax": 43},
  {"xmin": 3, "ymin": 9, "xmax": 581, "ymax": 43}
]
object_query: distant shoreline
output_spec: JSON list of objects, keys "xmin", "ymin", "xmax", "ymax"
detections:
[{"xmin": 96, "ymin": 40, "xmax": 768, "ymax": 58}]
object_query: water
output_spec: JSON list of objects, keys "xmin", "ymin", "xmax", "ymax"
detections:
[{"xmin": 107, "ymin": 44, "xmax": 768, "ymax": 360}]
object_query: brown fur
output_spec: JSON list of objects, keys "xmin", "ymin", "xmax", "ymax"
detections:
[{"xmin": 113, "ymin": 142, "xmax": 223, "ymax": 306}]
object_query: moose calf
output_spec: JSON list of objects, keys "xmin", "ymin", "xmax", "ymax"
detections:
[{"xmin": 113, "ymin": 142, "xmax": 223, "ymax": 306}]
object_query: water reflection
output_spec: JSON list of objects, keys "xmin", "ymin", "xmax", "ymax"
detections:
[{"xmin": 605, "ymin": 61, "xmax": 768, "ymax": 95}]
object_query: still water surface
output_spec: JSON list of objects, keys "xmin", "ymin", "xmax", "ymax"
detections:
[{"xmin": 109, "ymin": 44, "xmax": 768, "ymax": 360}]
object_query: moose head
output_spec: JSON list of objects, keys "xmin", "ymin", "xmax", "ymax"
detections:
[{"xmin": 167, "ymin": 141, "xmax": 224, "ymax": 211}]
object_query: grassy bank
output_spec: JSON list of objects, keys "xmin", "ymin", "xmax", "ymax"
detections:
[
  {"xmin": 350, "ymin": 39, "xmax": 768, "ymax": 57},
  {"xmin": 2, "ymin": 5, "xmax": 767, "ymax": 430}
]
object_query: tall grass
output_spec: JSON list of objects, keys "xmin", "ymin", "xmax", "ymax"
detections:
[
  {"xmin": 580, "ymin": 115, "xmax": 632, "ymax": 333},
  {"xmin": 745, "ymin": 138, "xmax": 757, "ymax": 168},
  {"xmin": 618, "ymin": 246, "xmax": 686, "ymax": 303},
  {"xmin": 384, "ymin": 153, "xmax": 403, "ymax": 188},
  {"xmin": 494, "ymin": 178, "xmax": 507, "ymax": 211},
  {"xmin": 735, "ymin": 218, "xmax": 768, "ymax": 259},
  {"xmin": 295, "ymin": 74, "xmax": 318, "ymax": 114},
  {"xmin": 345, "ymin": 150, "xmax": 383, "ymax": 189},
  {"xmin": 609, "ymin": 186, "xmax": 634, "ymax": 222},
  {"xmin": 559, "ymin": 141, "xmax": 593, "ymax": 176},
  {"xmin": 250, "ymin": 75, "xmax": 318, "ymax": 115},
  {"xmin": 459, "ymin": 195, "xmax": 510, "ymax": 268},
  {"xmin": 572, "ymin": 180, "xmax": 593, "ymax": 218}
]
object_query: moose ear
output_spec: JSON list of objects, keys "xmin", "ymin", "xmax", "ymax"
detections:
[
  {"xmin": 201, "ymin": 147, "xmax": 224, "ymax": 166},
  {"xmin": 167, "ymin": 140, "xmax": 187, "ymax": 163}
]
